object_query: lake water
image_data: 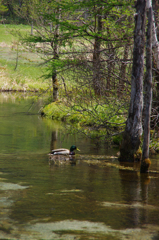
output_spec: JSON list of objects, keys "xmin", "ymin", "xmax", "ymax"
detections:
[{"xmin": 0, "ymin": 92, "xmax": 159, "ymax": 240}]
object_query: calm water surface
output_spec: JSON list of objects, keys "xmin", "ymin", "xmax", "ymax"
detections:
[{"xmin": 0, "ymin": 93, "xmax": 159, "ymax": 240}]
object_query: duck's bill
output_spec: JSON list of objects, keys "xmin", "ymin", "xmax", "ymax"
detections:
[{"xmin": 76, "ymin": 148, "xmax": 80, "ymax": 151}]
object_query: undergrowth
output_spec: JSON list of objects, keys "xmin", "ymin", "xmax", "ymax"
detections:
[{"xmin": 42, "ymin": 91, "xmax": 127, "ymax": 144}]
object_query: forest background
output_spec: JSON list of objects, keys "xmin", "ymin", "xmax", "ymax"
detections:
[{"xmin": 0, "ymin": 0, "xmax": 159, "ymax": 161}]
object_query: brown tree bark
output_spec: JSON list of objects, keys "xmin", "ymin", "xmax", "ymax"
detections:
[
  {"xmin": 140, "ymin": 3, "xmax": 153, "ymax": 173},
  {"xmin": 119, "ymin": 0, "xmax": 146, "ymax": 162}
]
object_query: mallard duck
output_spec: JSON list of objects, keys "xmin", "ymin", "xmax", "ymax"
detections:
[{"xmin": 51, "ymin": 145, "xmax": 80, "ymax": 156}]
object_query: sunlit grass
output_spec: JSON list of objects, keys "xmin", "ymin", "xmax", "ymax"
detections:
[
  {"xmin": 0, "ymin": 24, "xmax": 48, "ymax": 91},
  {"xmin": 0, "ymin": 24, "xmax": 31, "ymax": 43}
]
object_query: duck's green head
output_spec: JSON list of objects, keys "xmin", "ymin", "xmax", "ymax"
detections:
[{"xmin": 70, "ymin": 145, "xmax": 80, "ymax": 152}]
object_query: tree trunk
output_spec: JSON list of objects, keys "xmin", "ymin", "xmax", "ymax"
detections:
[
  {"xmin": 152, "ymin": 0, "xmax": 159, "ymax": 39},
  {"xmin": 92, "ymin": 10, "xmax": 103, "ymax": 96},
  {"xmin": 52, "ymin": 71, "xmax": 59, "ymax": 102},
  {"xmin": 118, "ymin": 43, "xmax": 129, "ymax": 96},
  {"xmin": 52, "ymin": 34, "xmax": 59, "ymax": 102},
  {"xmin": 106, "ymin": 27, "xmax": 114, "ymax": 93},
  {"xmin": 151, "ymin": 0, "xmax": 159, "ymax": 110},
  {"xmin": 51, "ymin": 10, "xmax": 60, "ymax": 102},
  {"xmin": 140, "ymin": 1, "xmax": 153, "ymax": 173},
  {"xmin": 31, "ymin": 21, "xmax": 33, "ymax": 35},
  {"xmin": 119, "ymin": 0, "xmax": 146, "ymax": 162},
  {"xmin": 152, "ymin": 2, "xmax": 159, "ymax": 69}
]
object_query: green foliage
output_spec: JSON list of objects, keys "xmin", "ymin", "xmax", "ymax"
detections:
[
  {"xmin": 0, "ymin": 0, "xmax": 8, "ymax": 14},
  {"xmin": 112, "ymin": 135, "xmax": 123, "ymax": 145},
  {"xmin": 149, "ymin": 130, "xmax": 159, "ymax": 154},
  {"xmin": 43, "ymin": 100, "xmax": 126, "ymax": 130},
  {"xmin": 43, "ymin": 102, "xmax": 68, "ymax": 120}
]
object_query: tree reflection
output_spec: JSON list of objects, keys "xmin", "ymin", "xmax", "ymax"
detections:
[
  {"xmin": 119, "ymin": 162, "xmax": 151, "ymax": 226},
  {"xmin": 50, "ymin": 130, "xmax": 58, "ymax": 152}
]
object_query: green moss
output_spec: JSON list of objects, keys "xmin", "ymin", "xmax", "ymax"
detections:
[
  {"xmin": 43, "ymin": 102, "xmax": 69, "ymax": 120},
  {"xmin": 42, "ymin": 100, "xmax": 127, "ymax": 134},
  {"xmin": 140, "ymin": 158, "xmax": 151, "ymax": 173},
  {"xmin": 149, "ymin": 129, "xmax": 159, "ymax": 154},
  {"xmin": 134, "ymin": 148, "xmax": 142, "ymax": 161}
]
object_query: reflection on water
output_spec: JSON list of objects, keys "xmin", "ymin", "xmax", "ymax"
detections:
[{"xmin": 0, "ymin": 93, "xmax": 159, "ymax": 239}]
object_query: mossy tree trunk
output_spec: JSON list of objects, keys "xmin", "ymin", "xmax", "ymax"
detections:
[
  {"xmin": 119, "ymin": 0, "xmax": 146, "ymax": 162},
  {"xmin": 140, "ymin": 1, "xmax": 153, "ymax": 173}
]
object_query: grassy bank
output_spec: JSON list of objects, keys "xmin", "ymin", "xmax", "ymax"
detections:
[
  {"xmin": 42, "ymin": 98, "xmax": 159, "ymax": 153},
  {"xmin": 0, "ymin": 24, "xmax": 49, "ymax": 92},
  {"xmin": 42, "ymin": 100, "xmax": 126, "ymax": 127},
  {"xmin": 41, "ymin": 93, "xmax": 127, "ymax": 146}
]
